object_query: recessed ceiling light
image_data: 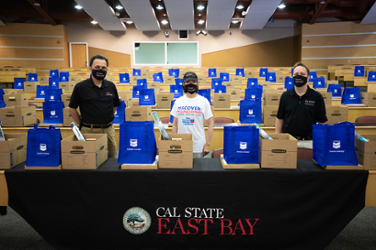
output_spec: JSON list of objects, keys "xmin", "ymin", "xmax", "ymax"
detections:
[
  {"xmin": 161, "ymin": 20, "xmax": 169, "ymax": 25},
  {"xmin": 278, "ymin": 3, "xmax": 286, "ymax": 9},
  {"xmin": 156, "ymin": 4, "xmax": 164, "ymax": 10},
  {"xmin": 231, "ymin": 20, "xmax": 239, "ymax": 24},
  {"xmin": 75, "ymin": 5, "xmax": 83, "ymax": 10},
  {"xmin": 126, "ymin": 21, "xmax": 133, "ymax": 24},
  {"xmin": 91, "ymin": 20, "xmax": 98, "ymax": 24},
  {"xmin": 197, "ymin": 5, "xmax": 205, "ymax": 11},
  {"xmin": 198, "ymin": 19, "xmax": 205, "ymax": 25},
  {"xmin": 115, "ymin": 5, "xmax": 123, "ymax": 10},
  {"xmin": 320, "ymin": 1, "xmax": 326, "ymax": 4},
  {"xmin": 34, "ymin": 2, "xmax": 41, "ymax": 6},
  {"xmin": 236, "ymin": 5, "xmax": 244, "ymax": 10}
]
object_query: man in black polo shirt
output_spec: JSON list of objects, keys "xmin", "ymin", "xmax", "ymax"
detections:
[
  {"xmin": 276, "ymin": 62, "xmax": 327, "ymax": 148},
  {"xmin": 69, "ymin": 54, "xmax": 120, "ymax": 158}
]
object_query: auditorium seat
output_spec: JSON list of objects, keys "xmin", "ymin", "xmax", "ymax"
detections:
[
  {"xmin": 297, "ymin": 148, "xmax": 313, "ymax": 158},
  {"xmin": 214, "ymin": 117, "xmax": 234, "ymax": 124},
  {"xmin": 212, "ymin": 148, "xmax": 223, "ymax": 158},
  {"xmin": 159, "ymin": 117, "xmax": 170, "ymax": 124},
  {"xmin": 355, "ymin": 116, "xmax": 376, "ymax": 126}
]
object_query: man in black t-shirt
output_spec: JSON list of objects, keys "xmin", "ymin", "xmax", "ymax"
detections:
[
  {"xmin": 276, "ymin": 62, "xmax": 327, "ymax": 148},
  {"xmin": 69, "ymin": 55, "xmax": 120, "ymax": 158}
]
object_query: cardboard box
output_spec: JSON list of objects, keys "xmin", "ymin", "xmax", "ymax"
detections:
[
  {"xmin": 121, "ymin": 158, "xmax": 158, "ymax": 170},
  {"xmin": 157, "ymin": 93, "xmax": 174, "ymax": 109},
  {"xmin": 220, "ymin": 154, "xmax": 259, "ymax": 169},
  {"xmin": 325, "ymin": 105, "xmax": 348, "ymax": 125},
  {"xmin": 125, "ymin": 106, "xmax": 152, "ymax": 121},
  {"xmin": 230, "ymin": 76, "xmax": 242, "ymax": 84},
  {"xmin": 213, "ymin": 93, "xmax": 230, "ymax": 108},
  {"xmin": 354, "ymin": 77, "xmax": 367, "ymax": 86},
  {"xmin": 260, "ymin": 134, "xmax": 297, "ymax": 169},
  {"xmin": 24, "ymin": 81, "xmax": 38, "ymax": 92},
  {"xmin": 368, "ymin": 82, "xmax": 376, "ymax": 92},
  {"xmin": 3, "ymin": 89, "xmax": 23, "ymax": 94},
  {"xmin": 60, "ymin": 82, "xmax": 74, "ymax": 92},
  {"xmin": 63, "ymin": 107, "xmax": 76, "ymax": 126},
  {"xmin": 61, "ymin": 93, "xmax": 72, "ymax": 108},
  {"xmin": 39, "ymin": 76, "xmax": 50, "ymax": 85},
  {"xmin": 0, "ymin": 134, "xmax": 27, "ymax": 169},
  {"xmin": 4, "ymin": 93, "xmax": 28, "ymax": 107},
  {"xmin": 263, "ymin": 90, "xmax": 282, "ymax": 106},
  {"xmin": 355, "ymin": 134, "xmax": 376, "ymax": 170},
  {"xmin": 0, "ymin": 171, "xmax": 8, "ymax": 206},
  {"xmin": 69, "ymin": 76, "xmax": 82, "ymax": 83},
  {"xmin": 325, "ymin": 165, "xmax": 364, "ymax": 170},
  {"xmin": 361, "ymin": 92, "xmax": 376, "ymax": 107},
  {"xmin": 164, "ymin": 76, "xmax": 175, "ymax": 84},
  {"xmin": 158, "ymin": 134, "xmax": 193, "ymax": 169},
  {"xmin": 0, "ymin": 106, "xmax": 36, "ymax": 127},
  {"xmin": 228, "ymin": 88, "xmax": 240, "ymax": 101},
  {"xmin": 316, "ymin": 89, "xmax": 332, "ymax": 105},
  {"xmin": 61, "ymin": 134, "xmax": 108, "ymax": 169},
  {"xmin": 263, "ymin": 106, "xmax": 278, "ymax": 126}
]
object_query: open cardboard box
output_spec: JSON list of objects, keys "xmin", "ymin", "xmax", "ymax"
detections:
[{"xmin": 158, "ymin": 133, "xmax": 193, "ymax": 169}]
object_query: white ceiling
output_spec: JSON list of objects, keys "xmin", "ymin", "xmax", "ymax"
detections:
[
  {"xmin": 361, "ymin": 1, "xmax": 376, "ymax": 24},
  {"xmin": 164, "ymin": 0, "xmax": 195, "ymax": 30},
  {"xmin": 206, "ymin": 0, "xmax": 237, "ymax": 30},
  {"xmin": 241, "ymin": 0, "xmax": 282, "ymax": 30},
  {"xmin": 119, "ymin": 0, "xmax": 160, "ymax": 31}
]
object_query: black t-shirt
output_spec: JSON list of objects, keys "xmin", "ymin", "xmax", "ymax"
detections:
[
  {"xmin": 276, "ymin": 86, "xmax": 327, "ymax": 138},
  {"xmin": 69, "ymin": 78, "xmax": 121, "ymax": 124}
]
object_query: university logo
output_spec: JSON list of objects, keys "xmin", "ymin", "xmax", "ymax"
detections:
[
  {"xmin": 50, "ymin": 110, "xmax": 55, "ymax": 116},
  {"xmin": 358, "ymin": 70, "xmax": 361, "ymax": 72},
  {"xmin": 136, "ymin": 91, "xmax": 139, "ymax": 95},
  {"xmin": 223, "ymin": 76, "xmax": 227, "ymax": 79},
  {"xmin": 373, "ymin": 75, "xmax": 376, "ymax": 78},
  {"xmin": 130, "ymin": 139, "xmax": 137, "ymax": 147},
  {"xmin": 18, "ymin": 82, "xmax": 21, "ymax": 86},
  {"xmin": 62, "ymin": 77, "xmax": 65, "ymax": 80},
  {"xmin": 248, "ymin": 109, "xmax": 253, "ymax": 115},
  {"xmin": 123, "ymin": 207, "xmax": 151, "ymax": 235},
  {"xmin": 41, "ymin": 90, "xmax": 45, "ymax": 94},
  {"xmin": 175, "ymin": 90, "xmax": 178, "ymax": 93},
  {"xmin": 219, "ymin": 90, "xmax": 222, "ymax": 93},
  {"xmin": 52, "ymin": 82, "xmax": 56, "ymax": 85},
  {"xmin": 123, "ymin": 78, "xmax": 126, "ymax": 81},
  {"xmin": 215, "ymin": 82, "xmax": 218, "ymax": 85},
  {"xmin": 318, "ymin": 81, "xmax": 322, "ymax": 85},
  {"xmin": 240, "ymin": 142, "xmax": 247, "ymax": 150},
  {"xmin": 334, "ymin": 89, "xmax": 337, "ymax": 93},
  {"xmin": 350, "ymin": 94, "xmax": 354, "ymax": 98},
  {"xmin": 251, "ymin": 95, "xmax": 255, "ymax": 99},
  {"xmin": 333, "ymin": 140, "xmax": 341, "ymax": 149},
  {"xmin": 40, "ymin": 144, "xmax": 47, "ymax": 151},
  {"xmin": 144, "ymin": 95, "xmax": 149, "ymax": 99},
  {"xmin": 157, "ymin": 76, "xmax": 160, "ymax": 79},
  {"xmin": 51, "ymin": 96, "xmax": 55, "ymax": 100},
  {"xmin": 31, "ymin": 77, "xmax": 35, "ymax": 80},
  {"xmin": 269, "ymin": 76, "xmax": 273, "ymax": 80}
]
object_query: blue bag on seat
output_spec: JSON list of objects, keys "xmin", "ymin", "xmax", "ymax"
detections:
[
  {"xmin": 132, "ymin": 86, "xmax": 143, "ymax": 98},
  {"xmin": 45, "ymin": 88, "xmax": 63, "ymax": 102},
  {"xmin": 118, "ymin": 121, "xmax": 157, "ymax": 164},
  {"xmin": 119, "ymin": 73, "xmax": 130, "ymax": 83},
  {"xmin": 153, "ymin": 72, "xmax": 164, "ymax": 83},
  {"xmin": 313, "ymin": 77, "xmax": 326, "ymax": 89},
  {"xmin": 59, "ymin": 72, "xmax": 69, "ymax": 82},
  {"xmin": 259, "ymin": 68, "xmax": 268, "ymax": 78},
  {"xmin": 198, "ymin": 89, "xmax": 211, "ymax": 105},
  {"xmin": 214, "ymin": 85, "xmax": 226, "ymax": 94},
  {"xmin": 266, "ymin": 72, "xmax": 276, "ymax": 82},
  {"xmin": 245, "ymin": 86, "xmax": 263, "ymax": 101},
  {"xmin": 312, "ymin": 122, "xmax": 358, "ymax": 166},
  {"xmin": 49, "ymin": 77, "xmax": 60, "ymax": 89},
  {"xmin": 309, "ymin": 72, "xmax": 317, "ymax": 82},
  {"xmin": 14, "ymin": 78, "xmax": 25, "ymax": 90},
  {"xmin": 220, "ymin": 72, "xmax": 230, "ymax": 82},
  {"xmin": 368, "ymin": 71, "xmax": 376, "ymax": 82},
  {"xmin": 239, "ymin": 99, "xmax": 262, "ymax": 124},
  {"xmin": 49, "ymin": 69, "xmax": 59, "ymax": 78},
  {"xmin": 211, "ymin": 78, "xmax": 222, "ymax": 89},
  {"xmin": 327, "ymin": 84, "xmax": 341, "ymax": 97},
  {"xmin": 170, "ymin": 85, "xmax": 183, "ymax": 98},
  {"xmin": 341, "ymin": 87, "xmax": 361, "ymax": 104},
  {"xmin": 139, "ymin": 89, "xmax": 155, "ymax": 106},
  {"xmin": 113, "ymin": 100, "xmax": 126, "ymax": 124},
  {"xmin": 285, "ymin": 77, "xmax": 293, "ymax": 90},
  {"xmin": 175, "ymin": 78, "xmax": 183, "ymax": 86},
  {"xmin": 208, "ymin": 68, "xmax": 217, "ymax": 78},
  {"xmin": 36, "ymin": 85, "xmax": 49, "ymax": 99},
  {"xmin": 133, "ymin": 69, "xmax": 141, "ymax": 76},
  {"xmin": 354, "ymin": 66, "xmax": 364, "ymax": 77},
  {"xmin": 43, "ymin": 101, "xmax": 64, "ymax": 124},
  {"xmin": 136, "ymin": 79, "xmax": 147, "ymax": 89},
  {"xmin": 28, "ymin": 73, "xmax": 38, "ymax": 82},
  {"xmin": 224, "ymin": 125, "xmax": 259, "ymax": 164},
  {"xmin": 247, "ymin": 78, "xmax": 258, "ymax": 88},
  {"xmin": 236, "ymin": 68, "xmax": 245, "ymax": 77},
  {"xmin": 26, "ymin": 124, "xmax": 62, "ymax": 167},
  {"xmin": 169, "ymin": 68, "xmax": 179, "ymax": 78}
]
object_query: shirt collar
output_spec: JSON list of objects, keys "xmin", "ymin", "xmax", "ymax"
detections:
[
  {"xmin": 291, "ymin": 85, "xmax": 311, "ymax": 97},
  {"xmin": 89, "ymin": 77, "xmax": 108, "ymax": 89}
]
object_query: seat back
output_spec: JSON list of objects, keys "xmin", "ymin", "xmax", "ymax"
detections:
[
  {"xmin": 355, "ymin": 116, "xmax": 376, "ymax": 126},
  {"xmin": 212, "ymin": 148, "xmax": 223, "ymax": 158},
  {"xmin": 214, "ymin": 117, "xmax": 234, "ymax": 124}
]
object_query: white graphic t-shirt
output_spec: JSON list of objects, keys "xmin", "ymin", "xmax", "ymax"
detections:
[{"xmin": 170, "ymin": 95, "xmax": 213, "ymax": 153}]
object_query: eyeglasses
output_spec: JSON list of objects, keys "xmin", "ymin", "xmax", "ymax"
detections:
[{"xmin": 92, "ymin": 66, "xmax": 108, "ymax": 71}]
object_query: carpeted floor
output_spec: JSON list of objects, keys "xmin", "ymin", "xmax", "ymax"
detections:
[{"xmin": 0, "ymin": 206, "xmax": 375, "ymax": 250}]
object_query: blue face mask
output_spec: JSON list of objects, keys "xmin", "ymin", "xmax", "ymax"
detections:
[{"xmin": 293, "ymin": 75, "xmax": 307, "ymax": 87}]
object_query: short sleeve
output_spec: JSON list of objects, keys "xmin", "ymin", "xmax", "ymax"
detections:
[
  {"xmin": 316, "ymin": 93, "xmax": 328, "ymax": 123},
  {"xmin": 276, "ymin": 93, "xmax": 286, "ymax": 119},
  {"xmin": 111, "ymin": 83, "xmax": 121, "ymax": 107},
  {"xmin": 203, "ymin": 99, "xmax": 213, "ymax": 120},
  {"xmin": 69, "ymin": 84, "xmax": 81, "ymax": 109}
]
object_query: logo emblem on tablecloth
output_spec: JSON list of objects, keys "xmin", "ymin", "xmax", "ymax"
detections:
[{"xmin": 123, "ymin": 207, "xmax": 151, "ymax": 235}]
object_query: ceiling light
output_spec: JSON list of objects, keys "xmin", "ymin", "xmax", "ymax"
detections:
[
  {"xmin": 320, "ymin": 1, "xmax": 325, "ymax": 3},
  {"xmin": 156, "ymin": 4, "xmax": 164, "ymax": 10},
  {"xmin": 75, "ymin": 5, "xmax": 83, "ymax": 10},
  {"xmin": 126, "ymin": 21, "xmax": 133, "ymax": 24},
  {"xmin": 161, "ymin": 20, "xmax": 169, "ymax": 25},
  {"xmin": 91, "ymin": 20, "xmax": 98, "ymax": 24},
  {"xmin": 197, "ymin": 5, "xmax": 205, "ymax": 11},
  {"xmin": 236, "ymin": 5, "xmax": 244, "ymax": 10},
  {"xmin": 202, "ymin": 30, "xmax": 207, "ymax": 36},
  {"xmin": 115, "ymin": 5, "xmax": 123, "ymax": 10},
  {"xmin": 34, "ymin": 2, "xmax": 41, "ymax": 6},
  {"xmin": 231, "ymin": 20, "xmax": 239, "ymax": 24},
  {"xmin": 278, "ymin": 3, "xmax": 286, "ymax": 9},
  {"xmin": 198, "ymin": 19, "xmax": 205, "ymax": 25},
  {"xmin": 242, "ymin": 11, "xmax": 247, "ymax": 16}
]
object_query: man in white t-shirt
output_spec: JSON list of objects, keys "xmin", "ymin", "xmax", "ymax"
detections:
[{"xmin": 171, "ymin": 72, "xmax": 214, "ymax": 158}]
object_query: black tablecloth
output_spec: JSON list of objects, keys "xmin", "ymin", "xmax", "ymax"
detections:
[{"xmin": 5, "ymin": 159, "xmax": 369, "ymax": 250}]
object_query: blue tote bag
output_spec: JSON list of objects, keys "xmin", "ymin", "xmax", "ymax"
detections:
[
  {"xmin": 118, "ymin": 121, "xmax": 157, "ymax": 164},
  {"xmin": 26, "ymin": 124, "xmax": 62, "ymax": 167},
  {"xmin": 0, "ymin": 101, "xmax": 5, "ymax": 108},
  {"xmin": 136, "ymin": 78, "xmax": 147, "ymax": 89},
  {"xmin": 312, "ymin": 122, "xmax": 358, "ymax": 166},
  {"xmin": 211, "ymin": 78, "xmax": 222, "ymax": 89},
  {"xmin": 36, "ymin": 85, "xmax": 49, "ymax": 99},
  {"xmin": 266, "ymin": 72, "xmax": 276, "ymax": 82},
  {"xmin": 220, "ymin": 72, "xmax": 230, "ymax": 82},
  {"xmin": 113, "ymin": 100, "xmax": 126, "ymax": 124},
  {"xmin": 236, "ymin": 68, "xmax": 245, "ymax": 77},
  {"xmin": 133, "ymin": 69, "xmax": 141, "ymax": 76},
  {"xmin": 45, "ymin": 88, "xmax": 63, "ymax": 102},
  {"xmin": 309, "ymin": 72, "xmax": 317, "ymax": 82},
  {"xmin": 28, "ymin": 73, "xmax": 38, "ymax": 82},
  {"xmin": 0, "ymin": 88, "xmax": 4, "ymax": 102},
  {"xmin": 49, "ymin": 69, "xmax": 59, "ymax": 78},
  {"xmin": 169, "ymin": 68, "xmax": 179, "ymax": 78},
  {"xmin": 132, "ymin": 86, "xmax": 143, "ymax": 98},
  {"xmin": 43, "ymin": 101, "xmax": 64, "ymax": 124},
  {"xmin": 170, "ymin": 85, "xmax": 183, "ymax": 99},
  {"xmin": 239, "ymin": 99, "xmax": 262, "ymax": 124},
  {"xmin": 354, "ymin": 66, "xmax": 364, "ymax": 77},
  {"xmin": 313, "ymin": 77, "xmax": 326, "ymax": 89},
  {"xmin": 119, "ymin": 73, "xmax": 130, "ymax": 83},
  {"xmin": 259, "ymin": 68, "xmax": 268, "ymax": 78},
  {"xmin": 341, "ymin": 87, "xmax": 361, "ymax": 104},
  {"xmin": 327, "ymin": 84, "xmax": 341, "ymax": 97},
  {"xmin": 175, "ymin": 78, "xmax": 183, "ymax": 86},
  {"xmin": 245, "ymin": 87, "xmax": 262, "ymax": 101},
  {"xmin": 49, "ymin": 77, "xmax": 60, "ymax": 89},
  {"xmin": 170, "ymin": 100, "xmax": 176, "ymax": 123},
  {"xmin": 247, "ymin": 78, "xmax": 258, "ymax": 88},
  {"xmin": 224, "ymin": 126, "xmax": 259, "ymax": 164},
  {"xmin": 59, "ymin": 72, "xmax": 69, "ymax": 82},
  {"xmin": 198, "ymin": 89, "xmax": 211, "ymax": 105},
  {"xmin": 208, "ymin": 68, "xmax": 217, "ymax": 78},
  {"xmin": 153, "ymin": 72, "xmax": 164, "ymax": 83},
  {"xmin": 285, "ymin": 77, "xmax": 294, "ymax": 90},
  {"xmin": 139, "ymin": 89, "xmax": 155, "ymax": 106},
  {"xmin": 368, "ymin": 71, "xmax": 376, "ymax": 82},
  {"xmin": 214, "ymin": 85, "xmax": 226, "ymax": 93},
  {"xmin": 14, "ymin": 78, "xmax": 25, "ymax": 90}
]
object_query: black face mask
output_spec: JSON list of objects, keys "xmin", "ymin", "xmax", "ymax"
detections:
[
  {"xmin": 293, "ymin": 75, "xmax": 307, "ymax": 87},
  {"xmin": 183, "ymin": 83, "xmax": 198, "ymax": 94},
  {"xmin": 92, "ymin": 69, "xmax": 107, "ymax": 81}
]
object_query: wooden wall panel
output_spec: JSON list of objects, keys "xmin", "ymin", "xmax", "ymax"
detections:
[
  {"xmin": 302, "ymin": 47, "xmax": 376, "ymax": 58},
  {"xmin": 302, "ymin": 35, "xmax": 376, "ymax": 47},
  {"xmin": 0, "ymin": 23, "xmax": 65, "ymax": 36},
  {"xmin": 302, "ymin": 21, "xmax": 376, "ymax": 35},
  {"xmin": 0, "ymin": 48, "xmax": 65, "ymax": 58},
  {"xmin": 0, "ymin": 60, "xmax": 67, "ymax": 69},
  {"xmin": 202, "ymin": 36, "xmax": 300, "ymax": 68},
  {"xmin": 89, "ymin": 47, "xmax": 131, "ymax": 68},
  {"xmin": 0, "ymin": 37, "xmax": 64, "ymax": 47}
]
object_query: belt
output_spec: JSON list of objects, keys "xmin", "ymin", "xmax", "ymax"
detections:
[
  {"xmin": 82, "ymin": 122, "xmax": 112, "ymax": 129},
  {"xmin": 295, "ymin": 136, "xmax": 312, "ymax": 141}
]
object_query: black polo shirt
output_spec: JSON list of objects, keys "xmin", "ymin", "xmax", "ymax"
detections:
[
  {"xmin": 69, "ymin": 78, "xmax": 120, "ymax": 124},
  {"xmin": 277, "ymin": 86, "xmax": 327, "ymax": 138}
]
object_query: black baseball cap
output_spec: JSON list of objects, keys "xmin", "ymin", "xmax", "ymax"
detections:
[{"xmin": 183, "ymin": 72, "xmax": 198, "ymax": 83}]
